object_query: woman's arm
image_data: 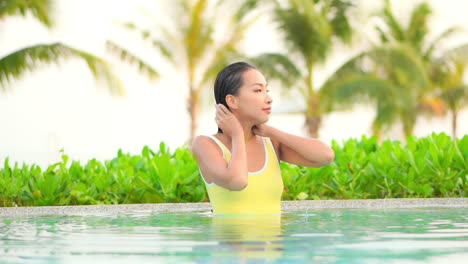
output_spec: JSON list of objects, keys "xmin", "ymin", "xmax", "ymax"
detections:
[
  {"xmin": 253, "ymin": 124, "xmax": 335, "ymax": 167},
  {"xmin": 191, "ymin": 105, "xmax": 248, "ymax": 191}
]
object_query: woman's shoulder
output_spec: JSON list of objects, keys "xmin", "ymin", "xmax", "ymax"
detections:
[
  {"xmin": 193, "ymin": 133, "xmax": 223, "ymax": 141},
  {"xmin": 192, "ymin": 134, "xmax": 212, "ymax": 145},
  {"xmin": 191, "ymin": 134, "xmax": 225, "ymax": 159},
  {"xmin": 192, "ymin": 134, "xmax": 221, "ymax": 149}
]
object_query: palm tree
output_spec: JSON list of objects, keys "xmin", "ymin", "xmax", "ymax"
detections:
[
  {"xmin": 267, "ymin": 0, "xmax": 354, "ymax": 138},
  {"xmin": 0, "ymin": 0, "xmax": 122, "ymax": 94},
  {"xmin": 322, "ymin": 44, "xmax": 430, "ymax": 137},
  {"xmin": 106, "ymin": 0, "xmax": 300, "ymax": 143},
  {"xmin": 322, "ymin": 0, "xmax": 462, "ymax": 138},
  {"xmin": 432, "ymin": 44, "xmax": 468, "ymax": 138}
]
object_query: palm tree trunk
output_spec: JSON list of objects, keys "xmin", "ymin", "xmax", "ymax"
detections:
[
  {"xmin": 305, "ymin": 96, "xmax": 321, "ymax": 138},
  {"xmin": 187, "ymin": 88, "xmax": 200, "ymax": 144},
  {"xmin": 371, "ymin": 121, "xmax": 382, "ymax": 141},
  {"xmin": 187, "ymin": 64, "xmax": 199, "ymax": 144},
  {"xmin": 452, "ymin": 110, "xmax": 458, "ymax": 138},
  {"xmin": 306, "ymin": 115, "xmax": 321, "ymax": 138},
  {"xmin": 403, "ymin": 123, "xmax": 414, "ymax": 138},
  {"xmin": 304, "ymin": 66, "xmax": 321, "ymax": 138},
  {"xmin": 402, "ymin": 113, "xmax": 416, "ymax": 138}
]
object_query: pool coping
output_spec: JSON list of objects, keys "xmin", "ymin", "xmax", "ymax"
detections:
[{"xmin": 0, "ymin": 198, "xmax": 466, "ymax": 217}]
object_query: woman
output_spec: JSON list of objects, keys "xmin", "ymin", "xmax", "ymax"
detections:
[{"xmin": 191, "ymin": 62, "xmax": 335, "ymax": 215}]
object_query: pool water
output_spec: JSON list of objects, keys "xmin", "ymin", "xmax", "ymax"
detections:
[{"xmin": 1, "ymin": 208, "xmax": 467, "ymax": 263}]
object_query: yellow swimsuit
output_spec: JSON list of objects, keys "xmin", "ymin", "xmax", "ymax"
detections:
[{"xmin": 201, "ymin": 136, "xmax": 284, "ymax": 215}]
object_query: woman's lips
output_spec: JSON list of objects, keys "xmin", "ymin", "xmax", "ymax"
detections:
[{"xmin": 263, "ymin": 107, "xmax": 272, "ymax": 113}]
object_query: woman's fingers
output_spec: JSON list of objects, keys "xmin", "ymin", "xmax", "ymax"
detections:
[
  {"xmin": 215, "ymin": 104, "xmax": 241, "ymax": 136},
  {"xmin": 215, "ymin": 104, "xmax": 223, "ymax": 117},
  {"xmin": 252, "ymin": 126, "xmax": 258, "ymax": 135},
  {"xmin": 217, "ymin": 104, "xmax": 230, "ymax": 115}
]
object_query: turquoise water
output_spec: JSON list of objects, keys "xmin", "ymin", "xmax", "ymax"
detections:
[{"xmin": 1, "ymin": 208, "xmax": 467, "ymax": 263}]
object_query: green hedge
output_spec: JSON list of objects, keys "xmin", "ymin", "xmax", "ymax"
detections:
[
  {"xmin": 0, "ymin": 133, "xmax": 466, "ymax": 207},
  {"xmin": 281, "ymin": 133, "xmax": 467, "ymax": 200}
]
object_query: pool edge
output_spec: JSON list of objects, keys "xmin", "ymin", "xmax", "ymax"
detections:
[{"xmin": 0, "ymin": 198, "xmax": 467, "ymax": 217}]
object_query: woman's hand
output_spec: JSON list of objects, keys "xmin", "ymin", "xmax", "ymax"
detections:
[
  {"xmin": 215, "ymin": 104, "xmax": 242, "ymax": 137},
  {"xmin": 252, "ymin": 124, "xmax": 274, "ymax": 138}
]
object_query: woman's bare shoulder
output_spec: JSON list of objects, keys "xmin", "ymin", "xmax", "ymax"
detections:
[
  {"xmin": 191, "ymin": 134, "xmax": 221, "ymax": 153},
  {"xmin": 191, "ymin": 134, "xmax": 226, "ymax": 174},
  {"xmin": 192, "ymin": 134, "xmax": 213, "ymax": 147}
]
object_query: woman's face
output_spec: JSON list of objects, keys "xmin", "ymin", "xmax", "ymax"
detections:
[{"xmin": 234, "ymin": 69, "xmax": 273, "ymax": 124}]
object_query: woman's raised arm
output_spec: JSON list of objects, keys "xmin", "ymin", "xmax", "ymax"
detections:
[{"xmin": 253, "ymin": 124, "xmax": 335, "ymax": 167}]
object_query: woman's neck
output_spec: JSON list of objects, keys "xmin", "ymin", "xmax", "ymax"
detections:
[{"xmin": 241, "ymin": 124, "xmax": 257, "ymax": 142}]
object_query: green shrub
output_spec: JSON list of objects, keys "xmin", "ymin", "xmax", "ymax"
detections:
[{"xmin": 0, "ymin": 133, "xmax": 466, "ymax": 207}]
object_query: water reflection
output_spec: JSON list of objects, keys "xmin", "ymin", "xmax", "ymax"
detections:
[
  {"xmin": 204, "ymin": 214, "xmax": 284, "ymax": 262},
  {"xmin": 0, "ymin": 208, "xmax": 467, "ymax": 263}
]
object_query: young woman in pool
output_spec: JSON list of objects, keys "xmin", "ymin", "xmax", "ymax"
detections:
[{"xmin": 191, "ymin": 62, "xmax": 335, "ymax": 215}]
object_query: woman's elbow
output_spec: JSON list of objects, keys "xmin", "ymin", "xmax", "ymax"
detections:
[
  {"xmin": 229, "ymin": 176, "xmax": 248, "ymax": 191},
  {"xmin": 319, "ymin": 148, "xmax": 335, "ymax": 166}
]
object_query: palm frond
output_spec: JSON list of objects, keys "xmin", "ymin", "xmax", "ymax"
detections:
[
  {"xmin": 274, "ymin": 0, "xmax": 332, "ymax": 65},
  {"xmin": 248, "ymin": 53, "xmax": 301, "ymax": 88},
  {"xmin": 197, "ymin": 1, "xmax": 261, "ymax": 89},
  {"xmin": 328, "ymin": 0, "xmax": 354, "ymax": 44},
  {"xmin": 424, "ymin": 26, "xmax": 462, "ymax": 60},
  {"xmin": 177, "ymin": 0, "xmax": 191, "ymax": 14},
  {"xmin": 185, "ymin": 0, "xmax": 214, "ymax": 67},
  {"xmin": 381, "ymin": 0, "xmax": 405, "ymax": 42},
  {"xmin": 407, "ymin": 1, "xmax": 432, "ymax": 50},
  {"xmin": 371, "ymin": 86, "xmax": 408, "ymax": 137},
  {"xmin": 321, "ymin": 74, "xmax": 397, "ymax": 110},
  {"xmin": 320, "ymin": 42, "xmax": 432, "ymax": 132},
  {"xmin": 225, "ymin": 12, "xmax": 260, "ymax": 50},
  {"xmin": 375, "ymin": 25, "xmax": 391, "ymax": 43},
  {"xmin": 439, "ymin": 85, "xmax": 468, "ymax": 109},
  {"xmin": 369, "ymin": 44, "xmax": 431, "ymax": 90},
  {"xmin": 323, "ymin": 43, "xmax": 431, "ymax": 99},
  {"xmin": 196, "ymin": 44, "xmax": 243, "ymax": 90},
  {"xmin": 233, "ymin": 0, "xmax": 260, "ymax": 23},
  {"xmin": 0, "ymin": 0, "xmax": 53, "ymax": 27},
  {"xmin": 322, "ymin": 72, "xmax": 401, "ymax": 137},
  {"xmin": 198, "ymin": 53, "xmax": 233, "ymax": 90},
  {"xmin": 372, "ymin": 98, "xmax": 399, "ymax": 136},
  {"xmin": 0, "ymin": 43, "xmax": 124, "ymax": 95},
  {"xmin": 115, "ymin": 22, "xmax": 176, "ymax": 65},
  {"xmin": 106, "ymin": 41, "xmax": 159, "ymax": 80},
  {"xmin": 429, "ymin": 42, "xmax": 468, "ymax": 90},
  {"xmin": 322, "ymin": 52, "xmax": 367, "ymax": 87},
  {"xmin": 442, "ymin": 43, "xmax": 468, "ymax": 63}
]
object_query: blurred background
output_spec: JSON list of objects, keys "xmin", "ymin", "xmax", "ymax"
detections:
[{"xmin": 1, "ymin": 0, "xmax": 467, "ymax": 168}]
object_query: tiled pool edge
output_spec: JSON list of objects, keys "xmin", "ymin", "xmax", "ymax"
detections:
[
  {"xmin": 282, "ymin": 198, "xmax": 468, "ymax": 210},
  {"xmin": 0, "ymin": 198, "xmax": 467, "ymax": 217}
]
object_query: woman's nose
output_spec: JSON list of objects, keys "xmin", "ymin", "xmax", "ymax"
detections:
[{"xmin": 266, "ymin": 93, "xmax": 273, "ymax": 104}]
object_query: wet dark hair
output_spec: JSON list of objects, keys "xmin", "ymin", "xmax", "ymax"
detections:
[{"xmin": 214, "ymin": 61, "xmax": 257, "ymax": 133}]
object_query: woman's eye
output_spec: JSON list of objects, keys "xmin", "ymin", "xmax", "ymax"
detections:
[
  {"xmin": 266, "ymin": 89, "xmax": 270, "ymax": 93},
  {"xmin": 255, "ymin": 89, "xmax": 262, "ymax": 92}
]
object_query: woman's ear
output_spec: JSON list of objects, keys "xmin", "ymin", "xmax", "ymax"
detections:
[{"xmin": 225, "ymin": 94, "xmax": 239, "ymax": 110}]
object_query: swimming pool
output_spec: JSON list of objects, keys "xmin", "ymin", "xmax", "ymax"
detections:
[{"xmin": 1, "ymin": 200, "xmax": 467, "ymax": 263}]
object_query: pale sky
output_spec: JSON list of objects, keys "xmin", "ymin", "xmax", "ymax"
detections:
[{"xmin": 1, "ymin": 0, "xmax": 467, "ymax": 167}]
